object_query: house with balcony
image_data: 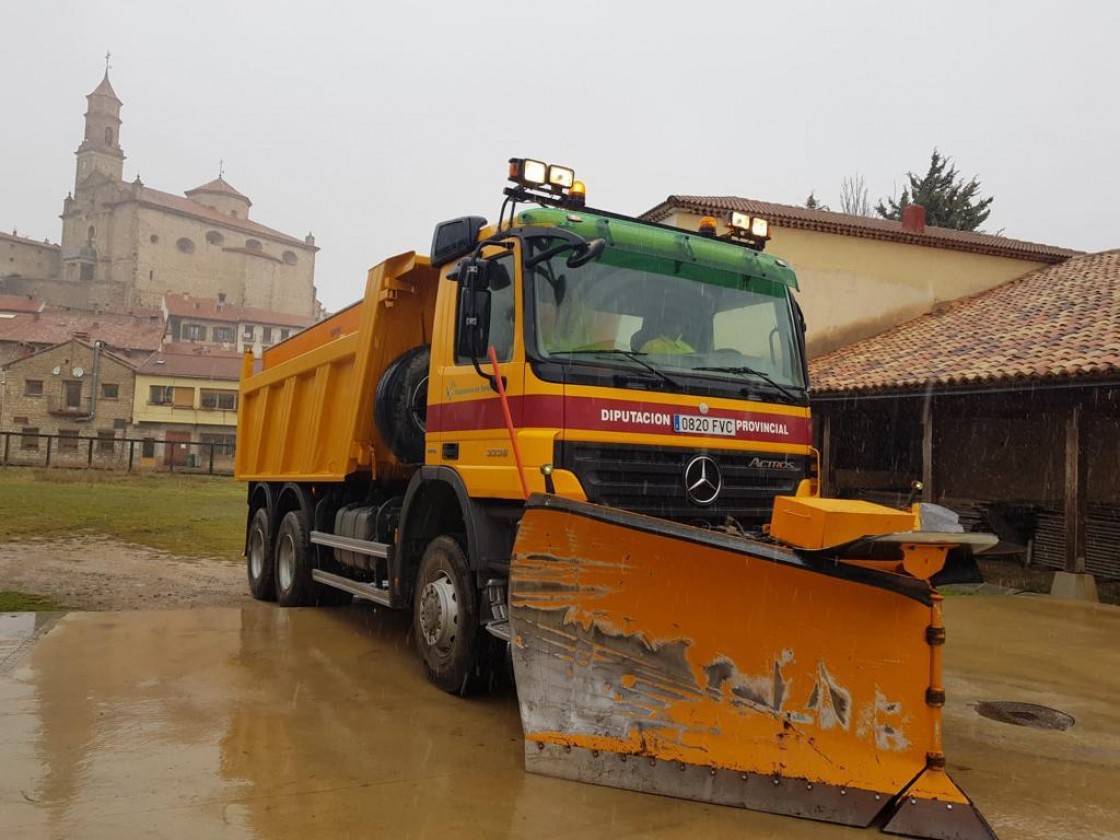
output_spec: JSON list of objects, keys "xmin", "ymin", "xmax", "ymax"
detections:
[
  {"xmin": 131, "ymin": 343, "xmax": 243, "ymax": 468},
  {"xmin": 0, "ymin": 337, "xmax": 137, "ymax": 466},
  {"xmin": 162, "ymin": 292, "xmax": 315, "ymax": 355}
]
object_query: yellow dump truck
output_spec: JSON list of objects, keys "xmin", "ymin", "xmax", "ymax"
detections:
[{"xmin": 236, "ymin": 159, "xmax": 997, "ymax": 839}]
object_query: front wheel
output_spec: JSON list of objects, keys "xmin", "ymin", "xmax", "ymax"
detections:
[{"xmin": 414, "ymin": 536, "xmax": 482, "ymax": 695}]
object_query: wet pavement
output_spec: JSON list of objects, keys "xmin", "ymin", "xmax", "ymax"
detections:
[{"xmin": 0, "ymin": 597, "xmax": 1117, "ymax": 840}]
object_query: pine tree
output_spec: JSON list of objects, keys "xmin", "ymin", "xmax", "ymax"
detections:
[
  {"xmin": 805, "ymin": 191, "xmax": 829, "ymax": 211},
  {"xmin": 875, "ymin": 150, "xmax": 993, "ymax": 231}
]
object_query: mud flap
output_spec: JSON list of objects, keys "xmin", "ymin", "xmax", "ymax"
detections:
[{"xmin": 508, "ymin": 494, "xmax": 997, "ymax": 839}]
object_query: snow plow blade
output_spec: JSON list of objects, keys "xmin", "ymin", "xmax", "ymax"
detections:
[{"xmin": 509, "ymin": 494, "xmax": 997, "ymax": 839}]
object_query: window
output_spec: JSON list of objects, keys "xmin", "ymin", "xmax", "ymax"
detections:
[
  {"xmin": 206, "ymin": 230, "xmax": 224, "ymax": 246},
  {"xmin": 200, "ymin": 389, "xmax": 238, "ymax": 411},
  {"xmin": 200, "ymin": 433, "xmax": 236, "ymax": 456},
  {"xmin": 177, "ymin": 237, "xmax": 195, "ymax": 254},
  {"xmin": 101, "ymin": 383, "xmax": 119, "ymax": 399},
  {"xmin": 142, "ymin": 438, "xmax": 156, "ymax": 458},
  {"xmin": 213, "ymin": 326, "xmax": 235, "ymax": 344},
  {"xmin": 150, "ymin": 234, "xmax": 160, "ymax": 244},
  {"xmin": 242, "ymin": 325, "xmax": 255, "ymax": 340},
  {"xmin": 150, "ymin": 385, "xmax": 173, "ymax": 405},
  {"xmin": 24, "ymin": 379, "xmax": 44, "ymax": 397},
  {"xmin": 87, "ymin": 225, "xmax": 95, "ymax": 241},
  {"xmin": 104, "ymin": 127, "xmax": 114, "ymax": 146},
  {"xmin": 173, "ymin": 386, "xmax": 195, "ymax": 408},
  {"xmin": 80, "ymin": 263, "xmax": 94, "ymax": 282},
  {"xmin": 21, "ymin": 427, "xmax": 39, "ymax": 450},
  {"xmin": 261, "ymin": 327, "xmax": 273, "ymax": 343},
  {"xmin": 245, "ymin": 239, "xmax": 262, "ymax": 251},
  {"xmin": 97, "ymin": 430, "xmax": 116, "ymax": 453},
  {"xmin": 282, "ymin": 250, "xmax": 297, "ymax": 265},
  {"xmin": 455, "ymin": 251, "xmax": 516, "ymax": 365},
  {"xmin": 64, "ymin": 380, "xmax": 82, "ymax": 409},
  {"xmin": 279, "ymin": 329, "xmax": 290, "ymax": 341},
  {"xmin": 58, "ymin": 429, "xmax": 79, "ymax": 451},
  {"xmin": 183, "ymin": 323, "xmax": 206, "ymax": 341}
]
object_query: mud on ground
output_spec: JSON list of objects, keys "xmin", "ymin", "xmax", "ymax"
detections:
[{"xmin": 0, "ymin": 536, "xmax": 247, "ymax": 610}]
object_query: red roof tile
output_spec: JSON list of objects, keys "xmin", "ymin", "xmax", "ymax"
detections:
[
  {"xmin": 642, "ymin": 196, "xmax": 1080, "ymax": 264},
  {"xmin": 810, "ymin": 251, "xmax": 1120, "ymax": 395},
  {"xmin": 136, "ymin": 343, "xmax": 244, "ymax": 380},
  {"xmin": 185, "ymin": 177, "xmax": 252, "ymax": 206},
  {"xmin": 0, "ymin": 230, "xmax": 59, "ymax": 249},
  {"xmin": 131, "ymin": 186, "xmax": 311, "ymax": 249},
  {"xmin": 162, "ymin": 293, "xmax": 315, "ymax": 329},
  {"xmin": 0, "ymin": 310, "xmax": 164, "ymax": 355},
  {"xmin": 0, "ymin": 294, "xmax": 44, "ymax": 314}
]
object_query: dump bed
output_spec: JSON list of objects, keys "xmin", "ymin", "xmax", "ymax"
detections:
[{"xmin": 235, "ymin": 251, "xmax": 439, "ymax": 483}]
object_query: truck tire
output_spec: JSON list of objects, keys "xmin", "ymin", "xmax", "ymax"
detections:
[
  {"xmin": 247, "ymin": 507, "xmax": 277, "ymax": 601},
  {"xmin": 275, "ymin": 510, "xmax": 318, "ymax": 607},
  {"xmin": 414, "ymin": 535, "xmax": 482, "ymax": 695},
  {"xmin": 375, "ymin": 345, "xmax": 429, "ymax": 464}
]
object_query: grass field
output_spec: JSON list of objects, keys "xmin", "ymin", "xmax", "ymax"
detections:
[
  {"xmin": 0, "ymin": 591, "xmax": 67, "ymax": 611},
  {"xmin": 0, "ymin": 468, "xmax": 245, "ymax": 561}
]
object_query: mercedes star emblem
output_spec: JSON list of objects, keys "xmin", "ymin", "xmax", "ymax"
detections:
[{"xmin": 684, "ymin": 455, "xmax": 722, "ymax": 506}]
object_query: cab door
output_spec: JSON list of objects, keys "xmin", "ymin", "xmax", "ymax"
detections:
[{"xmin": 429, "ymin": 240, "xmax": 527, "ymax": 499}]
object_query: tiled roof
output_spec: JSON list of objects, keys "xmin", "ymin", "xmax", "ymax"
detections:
[
  {"xmin": 185, "ymin": 177, "xmax": 252, "ymax": 206},
  {"xmin": 0, "ymin": 231, "xmax": 59, "ymax": 249},
  {"xmin": 809, "ymin": 251, "xmax": 1120, "ymax": 395},
  {"xmin": 162, "ymin": 293, "xmax": 315, "ymax": 329},
  {"xmin": 0, "ymin": 310, "xmax": 164, "ymax": 354},
  {"xmin": 0, "ymin": 294, "xmax": 44, "ymax": 314},
  {"xmin": 3, "ymin": 336, "xmax": 139, "ymax": 371},
  {"xmin": 132, "ymin": 186, "xmax": 311, "ymax": 249},
  {"xmin": 642, "ymin": 196, "xmax": 1080, "ymax": 264},
  {"xmin": 136, "ymin": 343, "xmax": 244, "ymax": 380}
]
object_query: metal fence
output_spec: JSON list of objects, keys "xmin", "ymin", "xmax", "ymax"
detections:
[{"xmin": 0, "ymin": 431, "xmax": 236, "ymax": 475}]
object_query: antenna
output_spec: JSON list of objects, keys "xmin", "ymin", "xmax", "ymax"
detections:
[{"xmin": 218, "ymin": 158, "xmax": 224, "ymax": 180}]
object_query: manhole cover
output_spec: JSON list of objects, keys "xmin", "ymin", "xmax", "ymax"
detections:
[{"xmin": 975, "ymin": 701, "xmax": 1075, "ymax": 730}]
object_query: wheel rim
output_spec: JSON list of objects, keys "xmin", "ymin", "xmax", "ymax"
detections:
[
  {"xmin": 249, "ymin": 527, "xmax": 265, "ymax": 580},
  {"xmin": 409, "ymin": 376, "xmax": 428, "ymax": 432},
  {"xmin": 277, "ymin": 533, "xmax": 295, "ymax": 592},
  {"xmin": 418, "ymin": 571, "xmax": 458, "ymax": 653}
]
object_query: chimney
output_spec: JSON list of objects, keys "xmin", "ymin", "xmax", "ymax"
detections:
[
  {"xmin": 901, "ymin": 204, "xmax": 926, "ymax": 234},
  {"xmin": 218, "ymin": 292, "xmax": 227, "ymax": 303}
]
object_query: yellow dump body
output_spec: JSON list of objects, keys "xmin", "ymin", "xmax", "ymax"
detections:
[{"xmin": 235, "ymin": 251, "xmax": 439, "ymax": 483}]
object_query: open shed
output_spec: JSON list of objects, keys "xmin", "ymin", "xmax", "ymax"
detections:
[{"xmin": 810, "ymin": 250, "xmax": 1120, "ymax": 580}]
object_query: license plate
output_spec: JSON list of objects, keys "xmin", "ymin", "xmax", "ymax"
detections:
[{"xmin": 672, "ymin": 414, "xmax": 735, "ymax": 436}]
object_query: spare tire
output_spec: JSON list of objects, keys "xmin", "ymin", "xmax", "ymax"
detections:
[{"xmin": 375, "ymin": 345, "xmax": 430, "ymax": 464}]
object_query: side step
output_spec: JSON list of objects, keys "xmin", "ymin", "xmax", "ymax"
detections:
[
  {"xmin": 310, "ymin": 530, "xmax": 390, "ymax": 558},
  {"xmin": 311, "ymin": 569, "xmax": 392, "ymax": 607}
]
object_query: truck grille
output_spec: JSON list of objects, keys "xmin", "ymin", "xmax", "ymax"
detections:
[{"xmin": 554, "ymin": 442, "xmax": 806, "ymax": 528}]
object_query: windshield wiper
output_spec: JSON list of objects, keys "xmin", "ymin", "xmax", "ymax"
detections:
[
  {"xmin": 692, "ymin": 365, "xmax": 800, "ymax": 402},
  {"xmin": 561, "ymin": 349, "xmax": 683, "ymax": 391}
]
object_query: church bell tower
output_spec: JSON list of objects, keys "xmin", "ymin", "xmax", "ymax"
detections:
[{"xmin": 74, "ymin": 61, "xmax": 125, "ymax": 192}]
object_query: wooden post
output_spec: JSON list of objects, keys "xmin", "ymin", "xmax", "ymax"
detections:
[
  {"xmin": 1064, "ymin": 402, "xmax": 1088, "ymax": 574},
  {"xmin": 921, "ymin": 398, "xmax": 935, "ymax": 502},
  {"xmin": 820, "ymin": 412, "xmax": 833, "ymax": 497}
]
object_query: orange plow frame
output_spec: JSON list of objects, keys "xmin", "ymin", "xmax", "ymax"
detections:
[{"xmin": 509, "ymin": 494, "xmax": 996, "ymax": 839}]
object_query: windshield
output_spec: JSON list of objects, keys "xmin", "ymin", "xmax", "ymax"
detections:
[{"xmin": 526, "ymin": 236, "xmax": 806, "ymax": 390}]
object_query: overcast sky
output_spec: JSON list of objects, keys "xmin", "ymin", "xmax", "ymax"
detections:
[{"xmin": 4, "ymin": 1, "xmax": 1118, "ymax": 311}]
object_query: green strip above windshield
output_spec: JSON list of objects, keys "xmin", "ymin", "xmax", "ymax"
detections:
[{"xmin": 516, "ymin": 207, "xmax": 799, "ymax": 292}]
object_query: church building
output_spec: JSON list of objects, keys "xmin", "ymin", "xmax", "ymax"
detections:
[{"xmin": 1, "ymin": 70, "xmax": 320, "ymax": 320}]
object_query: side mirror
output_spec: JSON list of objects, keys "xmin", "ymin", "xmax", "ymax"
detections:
[
  {"xmin": 566, "ymin": 238, "xmax": 606, "ymax": 268},
  {"xmin": 456, "ymin": 258, "xmax": 492, "ymax": 359}
]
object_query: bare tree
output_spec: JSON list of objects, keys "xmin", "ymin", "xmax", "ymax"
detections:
[{"xmin": 839, "ymin": 173, "xmax": 872, "ymax": 216}]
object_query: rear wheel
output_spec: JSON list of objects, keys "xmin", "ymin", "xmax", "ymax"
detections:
[
  {"xmin": 247, "ymin": 507, "xmax": 276, "ymax": 601},
  {"xmin": 275, "ymin": 510, "xmax": 317, "ymax": 607},
  {"xmin": 414, "ymin": 536, "xmax": 482, "ymax": 695}
]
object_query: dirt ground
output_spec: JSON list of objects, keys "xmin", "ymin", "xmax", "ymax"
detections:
[{"xmin": 0, "ymin": 536, "xmax": 247, "ymax": 610}]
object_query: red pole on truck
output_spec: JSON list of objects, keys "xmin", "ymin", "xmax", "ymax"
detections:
[{"xmin": 488, "ymin": 345, "xmax": 530, "ymax": 500}]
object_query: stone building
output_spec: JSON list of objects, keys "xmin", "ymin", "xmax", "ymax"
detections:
[
  {"xmin": 0, "ymin": 338, "xmax": 137, "ymax": 466},
  {"xmin": 1, "ymin": 71, "xmax": 320, "ymax": 319},
  {"xmin": 0, "ymin": 308, "xmax": 164, "ymax": 368}
]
